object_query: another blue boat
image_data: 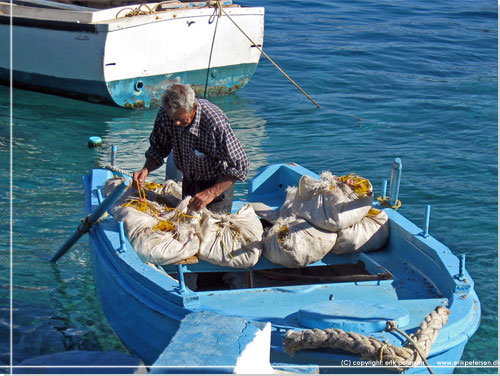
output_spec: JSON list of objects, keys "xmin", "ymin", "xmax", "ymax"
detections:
[{"xmin": 80, "ymin": 159, "xmax": 480, "ymax": 374}]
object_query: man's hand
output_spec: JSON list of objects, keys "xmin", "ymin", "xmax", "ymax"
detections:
[
  {"xmin": 189, "ymin": 189, "xmax": 216, "ymax": 211},
  {"xmin": 133, "ymin": 168, "xmax": 149, "ymax": 190},
  {"xmin": 188, "ymin": 175, "xmax": 237, "ymax": 211}
]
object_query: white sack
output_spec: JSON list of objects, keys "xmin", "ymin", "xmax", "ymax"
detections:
[
  {"xmin": 278, "ymin": 186, "xmax": 297, "ymax": 218},
  {"xmin": 147, "ymin": 179, "xmax": 182, "ymax": 199},
  {"xmin": 103, "ymin": 177, "xmax": 136, "ymax": 207},
  {"xmin": 291, "ymin": 172, "xmax": 373, "ymax": 232},
  {"xmin": 104, "ymin": 177, "xmax": 181, "ymax": 207},
  {"xmin": 198, "ymin": 204, "xmax": 264, "ymax": 268},
  {"xmin": 332, "ymin": 209, "xmax": 390, "ymax": 255},
  {"xmin": 262, "ymin": 216, "xmax": 337, "ymax": 268},
  {"xmin": 114, "ymin": 197, "xmax": 202, "ymax": 265}
]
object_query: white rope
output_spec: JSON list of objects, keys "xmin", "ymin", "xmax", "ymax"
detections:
[
  {"xmin": 283, "ymin": 305, "xmax": 449, "ymax": 373},
  {"xmin": 103, "ymin": 164, "xmax": 133, "ymax": 178}
]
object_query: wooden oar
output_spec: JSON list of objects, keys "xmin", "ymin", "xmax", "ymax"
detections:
[{"xmin": 50, "ymin": 179, "xmax": 130, "ymax": 263}]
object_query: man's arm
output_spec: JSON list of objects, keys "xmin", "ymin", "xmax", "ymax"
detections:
[
  {"xmin": 188, "ymin": 175, "xmax": 238, "ymax": 211},
  {"xmin": 133, "ymin": 157, "xmax": 164, "ymax": 189},
  {"xmin": 134, "ymin": 109, "xmax": 172, "ymax": 189}
]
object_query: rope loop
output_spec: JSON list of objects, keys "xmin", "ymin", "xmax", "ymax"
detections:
[
  {"xmin": 386, "ymin": 318, "xmax": 434, "ymax": 374},
  {"xmin": 377, "ymin": 195, "xmax": 402, "ymax": 210},
  {"xmin": 115, "ymin": 3, "xmax": 154, "ymax": 18}
]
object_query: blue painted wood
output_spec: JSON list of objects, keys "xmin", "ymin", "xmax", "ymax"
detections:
[
  {"xmin": 423, "ymin": 205, "xmax": 431, "ymax": 237},
  {"xmin": 107, "ymin": 63, "xmax": 259, "ymax": 109},
  {"xmin": 248, "ymin": 163, "xmax": 320, "ymax": 207},
  {"xmin": 382, "ymin": 179, "xmax": 388, "ymax": 197},
  {"xmin": 389, "ymin": 157, "xmax": 402, "ymax": 206},
  {"xmin": 150, "ymin": 312, "xmax": 269, "ymax": 374},
  {"xmin": 298, "ymin": 299, "xmax": 409, "ymax": 333},
  {"xmin": 81, "ymin": 163, "xmax": 481, "ymax": 374}
]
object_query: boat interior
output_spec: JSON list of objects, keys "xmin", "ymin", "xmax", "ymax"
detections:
[{"xmin": 89, "ymin": 163, "xmax": 459, "ymax": 337}]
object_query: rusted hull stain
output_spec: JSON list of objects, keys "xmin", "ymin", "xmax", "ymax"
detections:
[{"xmin": 107, "ymin": 63, "xmax": 258, "ymax": 109}]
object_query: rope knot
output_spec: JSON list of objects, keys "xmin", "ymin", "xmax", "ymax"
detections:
[{"xmin": 386, "ymin": 320, "xmax": 398, "ymax": 332}]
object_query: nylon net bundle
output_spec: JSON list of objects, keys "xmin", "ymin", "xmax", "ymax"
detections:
[
  {"xmin": 198, "ymin": 204, "xmax": 264, "ymax": 268},
  {"xmin": 264, "ymin": 173, "xmax": 389, "ymax": 265},
  {"xmin": 291, "ymin": 171, "xmax": 374, "ymax": 232},
  {"xmin": 105, "ymin": 177, "xmax": 264, "ymax": 267},
  {"xmin": 105, "ymin": 178, "xmax": 201, "ymax": 265},
  {"xmin": 262, "ymin": 215, "xmax": 337, "ymax": 268},
  {"xmin": 332, "ymin": 208, "xmax": 390, "ymax": 255}
]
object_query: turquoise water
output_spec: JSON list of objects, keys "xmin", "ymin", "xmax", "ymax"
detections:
[{"xmin": 0, "ymin": 0, "xmax": 497, "ymax": 373}]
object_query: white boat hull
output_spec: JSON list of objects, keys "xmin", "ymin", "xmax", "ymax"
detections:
[{"xmin": 0, "ymin": 2, "xmax": 265, "ymax": 107}]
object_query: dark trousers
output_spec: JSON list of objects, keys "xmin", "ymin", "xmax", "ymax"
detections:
[{"xmin": 182, "ymin": 176, "xmax": 234, "ymax": 214}]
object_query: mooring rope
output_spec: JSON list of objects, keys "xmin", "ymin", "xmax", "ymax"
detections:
[
  {"xmin": 203, "ymin": 0, "xmax": 222, "ymax": 98},
  {"xmin": 215, "ymin": 3, "xmax": 320, "ymax": 108},
  {"xmin": 283, "ymin": 305, "xmax": 449, "ymax": 373}
]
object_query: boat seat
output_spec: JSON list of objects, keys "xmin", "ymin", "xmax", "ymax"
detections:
[
  {"xmin": 174, "ymin": 255, "xmax": 199, "ymax": 265},
  {"xmin": 162, "ymin": 252, "xmax": 362, "ymax": 274}
]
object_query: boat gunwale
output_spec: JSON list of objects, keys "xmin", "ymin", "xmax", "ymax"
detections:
[{"xmin": 0, "ymin": 0, "xmax": 264, "ymax": 27}]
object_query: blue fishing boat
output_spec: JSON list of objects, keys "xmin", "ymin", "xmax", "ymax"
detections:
[{"xmin": 67, "ymin": 158, "xmax": 479, "ymax": 373}]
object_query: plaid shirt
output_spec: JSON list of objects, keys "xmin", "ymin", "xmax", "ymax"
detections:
[{"xmin": 145, "ymin": 99, "xmax": 249, "ymax": 182}]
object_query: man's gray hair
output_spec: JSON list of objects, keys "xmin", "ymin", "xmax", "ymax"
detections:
[{"xmin": 161, "ymin": 84, "xmax": 197, "ymax": 112}]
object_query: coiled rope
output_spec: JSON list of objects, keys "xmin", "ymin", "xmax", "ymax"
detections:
[
  {"xmin": 283, "ymin": 305, "xmax": 449, "ymax": 373},
  {"xmin": 115, "ymin": 3, "xmax": 154, "ymax": 18},
  {"xmin": 377, "ymin": 195, "xmax": 402, "ymax": 210}
]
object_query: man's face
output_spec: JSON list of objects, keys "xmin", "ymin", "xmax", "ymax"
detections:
[{"xmin": 167, "ymin": 105, "xmax": 197, "ymax": 128}]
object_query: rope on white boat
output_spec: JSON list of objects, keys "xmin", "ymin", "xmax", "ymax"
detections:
[
  {"xmin": 283, "ymin": 305, "xmax": 450, "ymax": 373},
  {"xmin": 115, "ymin": 3, "xmax": 154, "ymax": 18}
]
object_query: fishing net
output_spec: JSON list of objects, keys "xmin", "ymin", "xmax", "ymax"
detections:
[
  {"xmin": 331, "ymin": 208, "xmax": 390, "ymax": 255},
  {"xmin": 262, "ymin": 216, "xmax": 337, "ymax": 268},
  {"xmin": 291, "ymin": 172, "xmax": 373, "ymax": 232},
  {"xmin": 143, "ymin": 179, "xmax": 182, "ymax": 199},
  {"xmin": 198, "ymin": 204, "xmax": 264, "ymax": 268}
]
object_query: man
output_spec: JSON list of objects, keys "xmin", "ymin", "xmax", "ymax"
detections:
[{"xmin": 133, "ymin": 84, "xmax": 249, "ymax": 213}]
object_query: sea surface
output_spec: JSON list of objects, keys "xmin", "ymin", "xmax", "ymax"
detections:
[{"xmin": 0, "ymin": 0, "xmax": 497, "ymax": 374}]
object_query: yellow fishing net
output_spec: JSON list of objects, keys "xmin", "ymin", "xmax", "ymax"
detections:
[
  {"xmin": 278, "ymin": 225, "xmax": 289, "ymax": 244},
  {"xmin": 338, "ymin": 173, "xmax": 373, "ymax": 197},
  {"xmin": 121, "ymin": 184, "xmax": 200, "ymax": 232}
]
